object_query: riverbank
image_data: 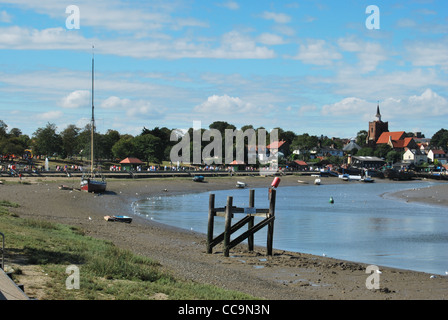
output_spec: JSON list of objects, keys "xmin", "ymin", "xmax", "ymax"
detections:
[{"xmin": 1, "ymin": 174, "xmax": 447, "ymax": 300}]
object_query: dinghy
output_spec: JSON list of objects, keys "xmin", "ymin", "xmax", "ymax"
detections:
[{"xmin": 104, "ymin": 215, "xmax": 132, "ymax": 223}]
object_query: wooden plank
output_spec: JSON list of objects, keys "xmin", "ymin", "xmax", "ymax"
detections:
[
  {"xmin": 207, "ymin": 215, "xmax": 253, "ymax": 250},
  {"xmin": 214, "ymin": 208, "xmax": 269, "ymax": 217},
  {"xmin": 228, "ymin": 216, "xmax": 275, "ymax": 251},
  {"xmin": 0, "ymin": 269, "xmax": 29, "ymax": 300}
]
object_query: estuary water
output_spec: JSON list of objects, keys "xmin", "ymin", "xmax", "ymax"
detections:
[{"xmin": 132, "ymin": 180, "xmax": 448, "ymax": 275}]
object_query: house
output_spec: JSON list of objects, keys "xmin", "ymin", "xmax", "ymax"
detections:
[
  {"xmin": 343, "ymin": 138, "xmax": 361, "ymax": 153},
  {"xmin": 403, "ymin": 149, "xmax": 427, "ymax": 165},
  {"xmin": 427, "ymin": 149, "xmax": 447, "ymax": 164},
  {"xmin": 292, "ymin": 160, "xmax": 308, "ymax": 170},
  {"xmin": 267, "ymin": 140, "xmax": 288, "ymax": 160},
  {"xmin": 376, "ymin": 131, "xmax": 418, "ymax": 151},
  {"xmin": 350, "ymin": 156, "xmax": 385, "ymax": 169},
  {"xmin": 319, "ymin": 147, "xmax": 344, "ymax": 157}
]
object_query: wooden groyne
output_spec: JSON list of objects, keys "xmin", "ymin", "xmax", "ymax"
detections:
[{"xmin": 206, "ymin": 188, "xmax": 277, "ymax": 257}]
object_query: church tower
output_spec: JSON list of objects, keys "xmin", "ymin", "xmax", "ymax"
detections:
[{"xmin": 367, "ymin": 103, "xmax": 388, "ymax": 147}]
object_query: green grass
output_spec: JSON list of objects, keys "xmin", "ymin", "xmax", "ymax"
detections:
[{"xmin": 0, "ymin": 201, "xmax": 256, "ymax": 300}]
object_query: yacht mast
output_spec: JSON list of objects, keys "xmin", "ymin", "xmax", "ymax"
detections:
[{"xmin": 90, "ymin": 45, "xmax": 95, "ymax": 177}]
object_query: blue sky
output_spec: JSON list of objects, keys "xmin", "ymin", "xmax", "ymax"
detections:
[{"xmin": 0, "ymin": 0, "xmax": 447, "ymax": 139}]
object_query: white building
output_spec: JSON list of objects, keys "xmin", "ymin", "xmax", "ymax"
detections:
[{"xmin": 403, "ymin": 149, "xmax": 427, "ymax": 165}]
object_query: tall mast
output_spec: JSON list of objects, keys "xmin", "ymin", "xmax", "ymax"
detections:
[{"xmin": 90, "ymin": 45, "xmax": 95, "ymax": 176}]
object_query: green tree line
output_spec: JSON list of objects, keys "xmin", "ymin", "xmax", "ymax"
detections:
[{"xmin": 1, "ymin": 119, "xmax": 447, "ymax": 165}]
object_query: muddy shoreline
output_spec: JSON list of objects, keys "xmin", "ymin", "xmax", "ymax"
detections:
[{"xmin": 1, "ymin": 174, "xmax": 447, "ymax": 300}]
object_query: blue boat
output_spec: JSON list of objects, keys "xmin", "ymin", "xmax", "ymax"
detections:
[
  {"xmin": 104, "ymin": 215, "xmax": 132, "ymax": 223},
  {"xmin": 193, "ymin": 175, "xmax": 204, "ymax": 182}
]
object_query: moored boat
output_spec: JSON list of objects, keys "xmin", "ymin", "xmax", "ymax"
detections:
[
  {"xmin": 81, "ymin": 47, "xmax": 107, "ymax": 193},
  {"xmin": 104, "ymin": 215, "xmax": 132, "ymax": 223},
  {"xmin": 193, "ymin": 175, "xmax": 204, "ymax": 182}
]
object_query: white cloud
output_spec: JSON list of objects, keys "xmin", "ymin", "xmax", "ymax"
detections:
[
  {"xmin": 320, "ymin": 89, "xmax": 448, "ymax": 128},
  {"xmin": 220, "ymin": 1, "xmax": 239, "ymax": 10},
  {"xmin": 257, "ymin": 33, "xmax": 286, "ymax": 45},
  {"xmin": 37, "ymin": 110, "xmax": 64, "ymax": 121},
  {"xmin": 194, "ymin": 94, "xmax": 257, "ymax": 114},
  {"xmin": 321, "ymin": 97, "xmax": 371, "ymax": 119},
  {"xmin": 100, "ymin": 96, "xmax": 163, "ymax": 118},
  {"xmin": 405, "ymin": 38, "xmax": 448, "ymax": 71},
  {"xmin": 0, "ymin": 26, "xmax": 89, "ymax": 50},
  {"xmin": 60, "ymin": 90, "xmax": 90, "ymax": 109},
  {"xmin": 293, "ymin": 39, "xmax": 342, "ymax": 66},
  {"xmin": 215, "ymin": 30, "xmax": 276, "ymax": 59},
  {"xmin": 337, "ymin": 37, "xmax": 388, "ymax": 73},
  {"xmin": 260, "ymin": 11, "xmax": 291, "ymax": 24},
  {"xmin": 0, "ymin": 10, "xmax": 12, "ymax": 23}
]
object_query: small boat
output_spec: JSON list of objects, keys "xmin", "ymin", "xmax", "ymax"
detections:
[
  {"xmin": 81, "ymin": 47, "xmax": 107, "ymax": 194},
  {"xmin": 58, "ymin": 184, "xmax": 73, "ymax": 190},
  {"xmin": 104, "ymin": 215, "xmax": 132, "ymax": 223},
  {"xmin": 297, "ymin": 179, "xmax": 309, "ymax": 184},
  {"xmin": 314, "ymin": 178, "xmax": 321, "ymax": 185},
  {"xmin": 193, "ymin": 175, "xmax": 204, "ymax": 182},
  {"xmin": 236, "ymin": 181, "xmax": 246, "ymax": 188},
  {"xmin": 361, "ymin": 177, "xmax": 375, "ymax": 183}
]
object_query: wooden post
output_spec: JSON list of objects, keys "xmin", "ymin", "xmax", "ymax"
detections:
[
  {"xmin": 223, "ymin": 196, "xmax": 233, "ymax": 257},
  {"xmin": 206, "ymin": 193, "xmax": 215, "ymax": 254},
  {"xmin": 267, "ymin": 188, "xmax": 276, "ymax": 256},
  {"xmin": 248, "ymin": 189, "xmax": 255, "ymax": 252}
]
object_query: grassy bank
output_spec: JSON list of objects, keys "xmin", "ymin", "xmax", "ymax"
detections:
[{"xmin": 0, "ymin": 201, "xmax": 255, "ymax": 300}]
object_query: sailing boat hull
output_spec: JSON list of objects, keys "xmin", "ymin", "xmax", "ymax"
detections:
[{"xmin": 81, "ymin": 179, "xmax": 107, "ymax": 193}]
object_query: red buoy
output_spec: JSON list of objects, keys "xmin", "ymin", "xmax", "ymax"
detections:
[{"xmin": 271, "ymin": 177, "xmax": 281, "ymax": 188}]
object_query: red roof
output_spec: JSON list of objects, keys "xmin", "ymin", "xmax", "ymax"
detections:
[
  {"xmin": 376, "ymin": 131, "xmax": 405, "ymax": 144},
  {"xmin": 229, "ymin": 160, "xmax": 245, "ymax": 165},
  {"xmin": 120, "ymin": 157, "xmax": 144, "ymax": 164},
  {"xmin": 267, "ymin": 140, "xmax": 286, "ymax": 149},
  {"xmin": 431, "ymin": 149, "xmax": 446, "ymax": 155},
  {"xmin": 294, "ymin": 160, "xmax": 308, "ymax": 166},
  {"xmin": 393, "ymin": 137, "xmax": 414, "ymax": 149}
]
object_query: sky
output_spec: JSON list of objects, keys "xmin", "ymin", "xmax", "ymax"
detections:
[{"xmin": 0, "ymin": 0, "xmax": 447, "ymax": 139}]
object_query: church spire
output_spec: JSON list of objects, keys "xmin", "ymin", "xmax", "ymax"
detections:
[{"xmin": 375, "ymin": 101, "xmax": 381, "ymax": 122}]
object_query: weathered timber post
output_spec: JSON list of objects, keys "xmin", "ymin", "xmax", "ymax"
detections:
[
  {"xmin": 223, "ymin": 196, "xmax": 233, "ymax": 257},
  {"xmin": 206, "ymin": 180, "xmax": 278, "ymax": 257},
  {"xmin": 267, "ymin": 188, "xmax": 276, "ymax": 256},
  {"xmin": 248, "ymin": 189, "xmax": 255, "ymax": 252},
  {"xmin": 206, "ymin": 193, "xmax": 215, "ymax": 254}
]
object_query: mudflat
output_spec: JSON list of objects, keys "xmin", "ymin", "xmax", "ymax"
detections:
[{"xmin": 1, "ymin": 174, "xmax": 447, "ymax": 300}]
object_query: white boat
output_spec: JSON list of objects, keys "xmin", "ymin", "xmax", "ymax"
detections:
[
  {"xmin": 314, "ymin": 178, "xmax": 321, "ymax": 185},
  {"xmin": 236, "ymin": 181, "xmax": 246, "ymax": 188}
]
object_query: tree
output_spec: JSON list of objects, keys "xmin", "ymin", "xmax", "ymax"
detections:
[
  {"xmin": 60, "ymin": 124, "xmax": 80, "ymax": 158},
  {"xmin": 431, "ymin": 129, "xmax": 448, "ymax": 151},
  {"xmin": 356, "ymin": 130, "xmax": 368, "ymax": 148},
  {"xmin": 132, "ymin": 134, "xmax": 164, "ymax": 164},
  {"xmin": 374, "ymin": 144, "xmax": 393, "ymax": 159},
  {"xmin": 357, "ymin": 147, "xmax": 374, "ymax": 156},
  {"xmin": 0, "ymin": 120, "xmax": 7, "ymax": 138},
  {"xmin": 102, "ymin": 129, "xmax": 121, "ymax": 160},
  {"xmin": 111, "ymin": 136, "xmax": 134, "ymax": 160},
  {"xmin": 32, "ymin": 123, "xmax": 62, "ymax": 157},
  {"xmin": 386, "ymin": 150, "xmax": 402, "ymax": 163}
]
